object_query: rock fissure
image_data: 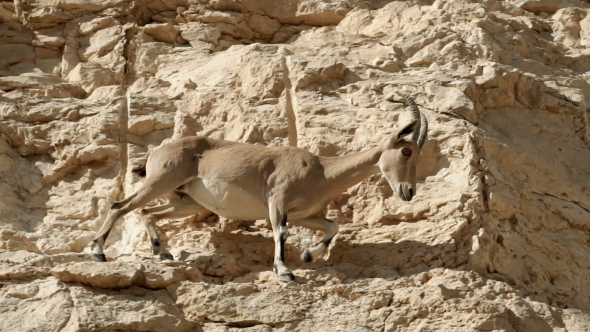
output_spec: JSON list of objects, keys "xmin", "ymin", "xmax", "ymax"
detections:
[
  {"xmin": 280, "ymin": 53, "xmax": 299, "ymax": 147},
  {"xmin": 533, "ymin": 190, "xmax": 590, "ymax": 217}
]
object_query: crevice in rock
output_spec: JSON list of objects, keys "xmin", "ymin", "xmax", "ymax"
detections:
[
  {"xmin": 115, "ymin": 25, "xmax": 139, "ymax": 200},
  {"xmin": 224, "ymin": 320, "xmax": 265, "ymax": 328},
  {"xmin": 533, "ymin": 192, "xmax": 590, "ymax": 226},
  {"xmin": 210, "ymin": 318, "xmax": 303, "ymax": 328},
  {"xmin": 55, "ymin": 285, "xmax": 75, "ymax": 331},
  {"xmin": 532, "ymin": 191, "xmax": 590, "ymax": 216},
  {"xmin": 163, "ymin": 282, "xmax": 203, "ymax": 330},
  {"xmin": 280, "ymin": 53, "xmax": 299, "ymax": 147},
  {"xmin": 472, "ymin": 136, "xmax": 491, "ymax": 213}
]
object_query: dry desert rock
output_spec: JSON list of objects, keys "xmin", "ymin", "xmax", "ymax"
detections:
[{"xmin": 1, "ymin": 0, "xmax": 590, "ymax": 331}]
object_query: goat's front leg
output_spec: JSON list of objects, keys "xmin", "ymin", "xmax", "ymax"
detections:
[
  {"xmin": 89, "ymin": 193, "xmax": 139, "ymax": 262},
  {"xmin": 268, "ymin": 199, "xmax": 294, "ymax": 282}
]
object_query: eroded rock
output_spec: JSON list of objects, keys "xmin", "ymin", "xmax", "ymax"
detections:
[
  {"xmin": 0, "ymin": 0, "xmax": 589, "ymax": 330},
  {"xmin": 50, "ymin": 260, "xmax": 203, "ymax": 289}
]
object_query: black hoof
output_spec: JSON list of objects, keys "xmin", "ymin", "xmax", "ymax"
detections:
[
  {"xmin": 160, "ymin": 253, "xmax": 174, "ymax": 261},
  {"xmin": 278, "ymin": 272, "xmax": 295, "ymax": 282},
  {"xmin": 91, "ymin": 254, "xmax": 107, "ymax": 262},
  {"xmin": 301, "ymin": 250, "xmax": 312, "ymax": 263}
]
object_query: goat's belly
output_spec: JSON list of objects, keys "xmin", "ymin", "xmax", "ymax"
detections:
[{"xmin": 182, "ymin": 178, "xmax": 269, "ymax": 220}]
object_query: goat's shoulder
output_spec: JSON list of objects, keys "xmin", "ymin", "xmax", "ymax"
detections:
[{"xmin": 267, "ymin": 146, "xmax": 323, "ymax": 176}]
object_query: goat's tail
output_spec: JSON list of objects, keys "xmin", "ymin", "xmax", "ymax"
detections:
[{"xmin": 131, "ymin": 158, "xmax": 147, "ymax": 178}]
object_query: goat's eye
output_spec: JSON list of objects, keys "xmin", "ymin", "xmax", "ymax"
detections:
[{"xmin": 401, "ymin": 147, "xmax": 412, "ymax": 156}]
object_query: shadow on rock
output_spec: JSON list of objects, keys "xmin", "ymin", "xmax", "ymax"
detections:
[
  {"xmin": 327, "ymin": 239, "xmax": 457, "ymax": 279},
  {"xmin": 196, "ymin": 229, "xmax": 458, "ymax": 282}
]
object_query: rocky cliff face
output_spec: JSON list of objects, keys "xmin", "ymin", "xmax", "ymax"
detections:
[{"xmin": 1, "ymin": 0, "xmax": 589, "ymax": 330}]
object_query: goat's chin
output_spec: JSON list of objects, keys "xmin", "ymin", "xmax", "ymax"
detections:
[{"xmin": 387, "ymin": 180, "xmax": 411, "ymax": 201}]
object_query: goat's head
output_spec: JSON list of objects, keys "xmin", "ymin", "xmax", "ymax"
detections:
[{"xmin": 377, "ymin": 96, "xmax": 428, "ymax": 201}]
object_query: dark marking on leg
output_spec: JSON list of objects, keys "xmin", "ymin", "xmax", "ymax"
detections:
[
  {"xmin": 279, "ymin": 235, "xmax": 286, "ymax": 262},
  {"xmin": 101, "ymin": 230, "xmax": 111, "ymax": 244},
  {"xmin": 160, "ymin": 253, "xmax": 173, "ymax": 260},
  {"xmin": 152, "ymin": 239, "xmax": 161, "ymax": 255},
  {"xmin": 279, "ymin": 214, "xmax": 288, "ymax": 261},
  {"xmin": 322, "ymin": 237, "xmax": 332, "ymax": 247},
  {"xmin": 111, "ymin": 201, "xmax": 122, "ymax": 209}
]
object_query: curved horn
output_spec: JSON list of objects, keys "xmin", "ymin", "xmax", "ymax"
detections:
[
  {"xmin": 403, "ymin": 95, "xmax": 422, "ymax": 143},
  {"xmin": 401, "ymin": 95, "xmax": 428, "ymax": 148},
  {"xmin": 417, "ymin": 111, "xmax": 428, "ymax": 148}
]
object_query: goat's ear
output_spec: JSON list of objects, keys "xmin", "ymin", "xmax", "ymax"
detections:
[{"xmin": 386, "ymin": 120, "xmax": 418, "ymax": 147}]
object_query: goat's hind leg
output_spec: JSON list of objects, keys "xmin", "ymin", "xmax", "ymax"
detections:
[
  {"xmin": 89, "ymin": 177, "xmax": 186, "ymax": 262},
  {"xmin": 290, "ymin": 217, "xmax": 339, "ymax": 263},
  {"xmin": 139, "ymin": 193, "xmax": 210, "ymax": 260}
]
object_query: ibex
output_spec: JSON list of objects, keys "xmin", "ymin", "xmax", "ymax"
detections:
[{"xmin": 88, "ymin": 95, "xmax": 428, "ymax": 282}]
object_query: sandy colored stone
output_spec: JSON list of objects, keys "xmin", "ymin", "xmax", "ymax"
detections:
[
  {"xmin": 247, "ymin": 13, "xmax": 282, "ymax": 40},
  {"xmin": 0, "ymin": 276, "xmax": 199, "ymax": 331},
  {"xmin": 78, "ymin": 16, "xmax": 119, "ymax": 36},
  {"xmin": 67, "ymin": 61, "xmax": 117, "ymax": 93},
  {"xmin": 0, "ymin": 278, "xmax": 73, "ymax": 332},
  {"xmin": 50, "ymin": 260, "xmax": 203, "ymax": 289},
  {"xmin": 0, "ymin": 0, "xmax": 589, "ymax": 331},
  {"xmin": 180, "ymin": 22, "xmax": 221, "ymax": 47},
  {"xmin": 62, "ymin": 285, "xmax": 199, "ymax": 332},
  {"xmin": 78, "ymin": 25, "xmax": 123, "ymax": 62},
  {"xmin": 143, "ymin": 22, "xmax": 180, "ymax": 44},
  {"xmin": 33, "ymin": 25, "xmax": 65, "ymax": 47},
  {"xmin": 0, "ymin": 44, "xmax": 35, "ymax": 69}
]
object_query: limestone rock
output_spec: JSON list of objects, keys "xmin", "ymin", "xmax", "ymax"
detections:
[
  {"xmin": 180, "ymin": 22, "xmax": 221, "ymax": 47},
  {"xmin": 248, "ymin": 14, "xmax": 282, "ymax": 40},
  {"xmin": 0, "ymin": 0, "xmax": 589, "ymax": 330},
  {"xmin": 0, "ymin": 276, "xmax": 199, "ymax": 331},
  {"xmin": 0, "ymin": 278, "xmax": 73, "ymax": 332},
  {"xmin": 143, "ymin": 22, "xmax": 180, "ymax": 44},
  {"xmin": 50, "ymin": 260, "xmax": 203, "ymax": 289},
  {"xmin": 0, "ymin": 44, "xmax": 35, "ymax": 71}
]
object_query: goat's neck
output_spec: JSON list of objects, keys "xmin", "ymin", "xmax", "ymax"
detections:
[{"xmin": 319, "ymin": 144, "xmax": 383, "ymax": 196}]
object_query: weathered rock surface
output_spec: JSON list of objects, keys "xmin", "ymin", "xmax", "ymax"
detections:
[{"xmin": 1, "ymin": 0, "xmax": 589, "ymax": 331}]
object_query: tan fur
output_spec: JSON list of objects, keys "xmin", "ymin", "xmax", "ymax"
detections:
[{"xmin": 89, "ymin": 120, "xmax": 423, "ymax": 282}]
